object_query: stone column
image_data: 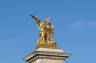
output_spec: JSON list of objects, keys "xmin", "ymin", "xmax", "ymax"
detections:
[{"xmin": 24, "ymin": 48, "xmax": 70, "ymax": 63}]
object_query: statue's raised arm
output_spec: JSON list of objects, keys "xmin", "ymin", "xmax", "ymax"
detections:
[{"xmin": 30, "ymin": 15, "xmax": 43, "ymax": 27}]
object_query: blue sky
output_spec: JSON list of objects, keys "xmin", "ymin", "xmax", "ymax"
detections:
[{"xmin": 0, "ymin": 0, "xmax": 96, "ymax": 63}]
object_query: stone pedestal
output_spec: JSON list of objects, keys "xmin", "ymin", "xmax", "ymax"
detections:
[{"xmin": 24, "ymin": 48, "xmax": 70, "ymax": 63}]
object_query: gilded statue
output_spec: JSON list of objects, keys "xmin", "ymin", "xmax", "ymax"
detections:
[{"xmin": 30, "ymin": 15, "xmax": 57, "ymax": 48}]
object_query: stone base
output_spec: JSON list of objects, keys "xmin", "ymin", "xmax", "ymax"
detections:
[
  {"xmin": 24, "ymin": 48, "xmax": 70, "ymax": 63},
  {"xmin": 30, "ymin": 58, "xmax": 64, "ymax": 63},
  {"xmin": 36, "ymin": 48, "xmax": 63, "ymax": 52}
]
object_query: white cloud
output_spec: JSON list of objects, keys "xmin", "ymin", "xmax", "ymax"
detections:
[
  {"xmin": 65, "ymin": 21, "xmax": 96, "ymax": 33},
  {"xmin": 71, "ymin": 21, "xmax": 96, "ymax": 27}
]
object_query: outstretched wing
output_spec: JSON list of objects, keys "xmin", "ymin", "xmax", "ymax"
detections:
[{"xmin": 30, "ymin": 15, "xmax": 43, "ymax": 27}]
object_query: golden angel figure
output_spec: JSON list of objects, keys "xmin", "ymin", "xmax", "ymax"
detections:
[{"xmin": 30, "ymin": 15, "xmax": 56, "ymax": 48}]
